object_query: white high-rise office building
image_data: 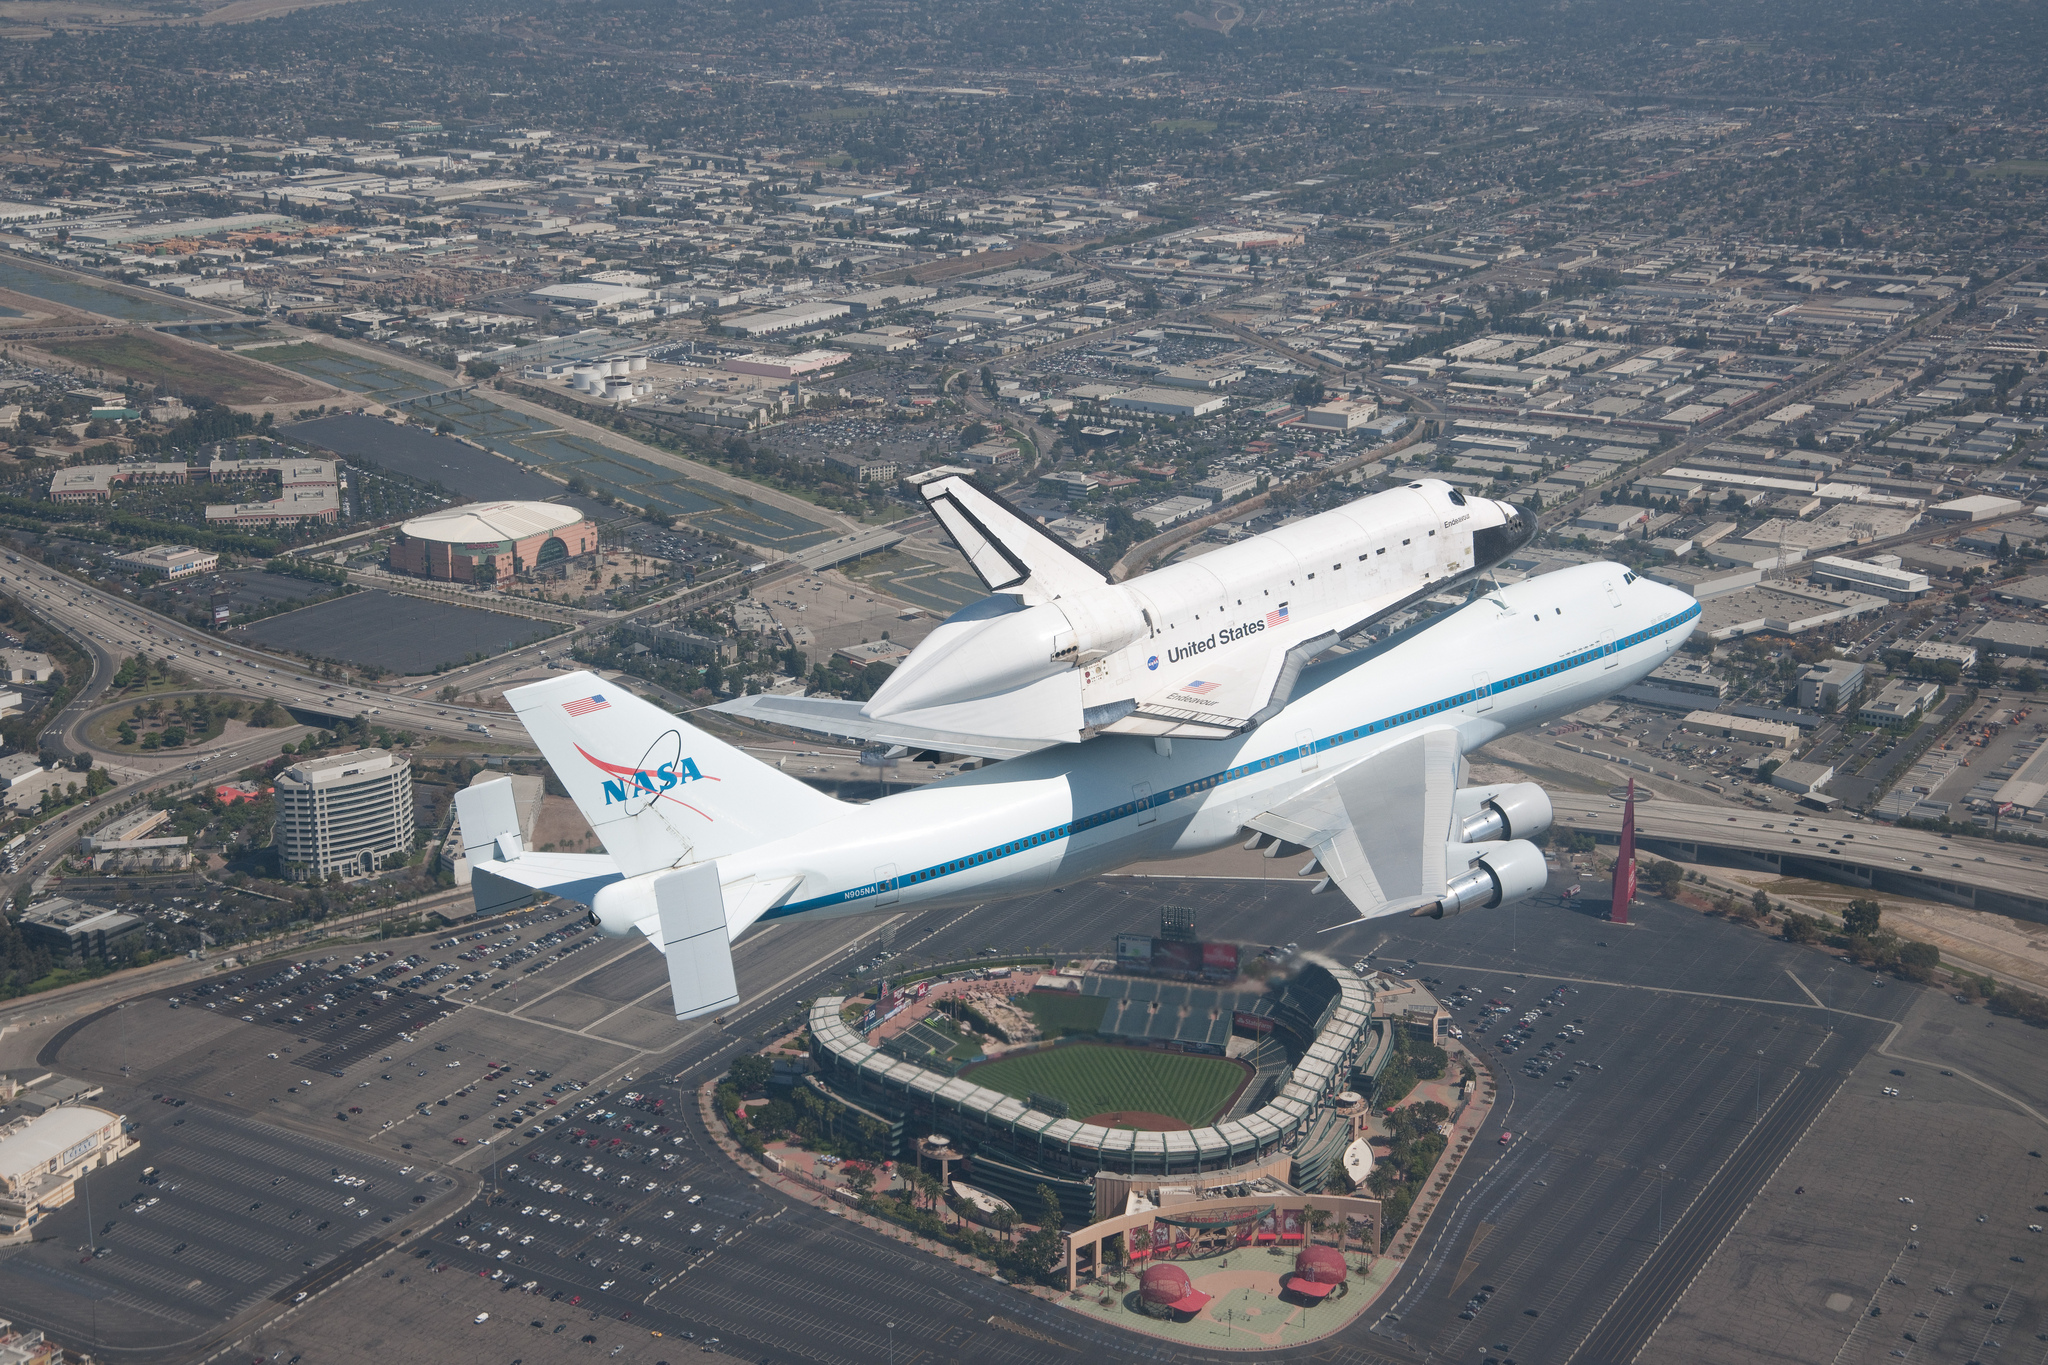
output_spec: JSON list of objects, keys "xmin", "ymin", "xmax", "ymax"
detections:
[{"xmin": 273, "ymin": 748, "xmax": 414, "ymax": 881}]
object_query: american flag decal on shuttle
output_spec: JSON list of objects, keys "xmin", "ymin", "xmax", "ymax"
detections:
[
  {"xmin": 1182, "ymin": 680, "xmax": 1221, "ymax": 695},
  {"xmin": 1266, "ymin": 604, "xmax": 1290, "ymax": 627},
  {"xmin": 562, "ymin": 694, "xmax": 611, "ymax": 717}
]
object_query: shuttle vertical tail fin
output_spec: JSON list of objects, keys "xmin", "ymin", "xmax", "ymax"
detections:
[
  {"xmin": 922, "ymin": 475, "xmax": 1110, "ymax": 603},
  {"xmin": 507, "ymin": 670, "xmax": 847, "ymax": 879}
]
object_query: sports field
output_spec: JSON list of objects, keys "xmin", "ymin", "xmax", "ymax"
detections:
[{"xmin": 961, "ymin": 1043, "xmax": 1247, "ymax": 1128}]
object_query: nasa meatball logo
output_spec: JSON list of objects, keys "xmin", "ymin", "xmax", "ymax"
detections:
[{"xmin": 1147, "ymin": 655, "xmax": 1159, "ymax": 670}]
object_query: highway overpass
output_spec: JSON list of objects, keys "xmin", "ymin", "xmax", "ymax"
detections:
[{"xmin": 1551, "ymin": 791, "xmax": 2048, "ymax": 925}]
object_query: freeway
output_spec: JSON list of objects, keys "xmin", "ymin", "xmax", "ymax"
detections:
[
  {"xmin": 0, "ymin": 561, "xmax": 568, "ymax": 892},
  {"xmin": 0, "ymin": 564, "xmax": 517, "ymax": 750},
  {"xmin": 1550, "ymin": 789, "xmax": 2048, "ymax": 923}
]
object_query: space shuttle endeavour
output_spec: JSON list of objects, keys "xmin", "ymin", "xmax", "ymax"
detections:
[{"xmin": 723, "ymin": 475, "xmax": 1533, "ymax": 757}]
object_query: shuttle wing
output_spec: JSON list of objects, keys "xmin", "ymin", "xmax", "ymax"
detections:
[
  {"xmin": 1101, "ymin": 584, "xmax": 1426, "ymax": 740},
  {"xmin": 710, "ymin": 692, "xmax": 1059, "ymax": 761},
  {"xmin": 921, "ymin": 475, "xmax": 1109, "ymax": 605},
  {"xmin": 1245, "ymin": 727, "xmax": 1462, "ymax": 919}
]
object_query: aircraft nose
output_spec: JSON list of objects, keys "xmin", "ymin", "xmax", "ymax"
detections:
[
  {"xmin": 1642, "ymin": 577, "xmax": 1699, "ymax": 642},
  {"xmin": 1475, "ymin": 500, "xmax": 1535, "ymax": 564}
]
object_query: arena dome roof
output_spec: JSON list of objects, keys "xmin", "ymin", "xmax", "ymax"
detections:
[{"xmin": 398, "ymin": 501, "xmax": 585, "ymax": 544}]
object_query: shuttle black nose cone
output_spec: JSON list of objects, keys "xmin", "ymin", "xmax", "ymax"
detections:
[{"xmin": 1474, "ymin": 504, "xmax": 1535, "ymax": 567}]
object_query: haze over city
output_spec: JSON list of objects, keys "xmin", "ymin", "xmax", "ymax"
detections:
[{"xmin": 0, "ymin": 1, "xmax": 2042, "ymax": 1363}]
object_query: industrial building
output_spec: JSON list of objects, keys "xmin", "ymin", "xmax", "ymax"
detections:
[
  {"xmin": 723, "ymin": 349, "xmax": 848, "ymax": 379},
  {"xmin": 272, "ymin": 748, "xmax": 415, "ymax": 881},
  {"xmin": 1973, "ymin": 620, "xmax": 2048, "ymax": 659},
  {"xmin": 1806, "ymin": 555, "xmax": 1930, "ymax": 601},
  {"xmin": 720, "ymin": 301, "xmax": 851, "ymax": 336},
  {"xmin": 1104, "ymin": 388, "xmax": 1229, "ymax": 419},
  {"xmin": 387, "ymin": 500, "xmax": 595, "ymax": 582}
]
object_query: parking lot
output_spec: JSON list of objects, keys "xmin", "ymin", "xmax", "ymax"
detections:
[
  {"xmin": 0, "ymin": 1100, "xmax": 459, "ymax": 1353},
  {"xmin": 285, "ymin": 414, "xmax": 614, "ymax": 523},
  {"xmin": 240, "ymin": 590, "xmax": 567, "ymax": 674},
  {"xmin": 18, "ymin": 855, "xmax": 2045, "ymax": 1365}
]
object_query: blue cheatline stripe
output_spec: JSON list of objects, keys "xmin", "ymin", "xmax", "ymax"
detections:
[{"xmin": 763, "ymin": 598, "xmax": 1702, "ymax": 921}]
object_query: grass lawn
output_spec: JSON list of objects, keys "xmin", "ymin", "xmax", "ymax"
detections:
[
  {"xmin": 42, "ymin": 333, "xmax": 326, "ymax": 404},
  {"xmin": 961, "ymin": 1042, "xmax": 1246, "ymax": 1126},
  {"xmin": 1972, "ymin": 160, "xmax": 2048, "ymax": 179}
]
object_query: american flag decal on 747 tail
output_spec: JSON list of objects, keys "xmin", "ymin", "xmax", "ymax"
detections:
[{"xmin": 562, "ymin": 694, "xmax": 611, "ymax": 717}]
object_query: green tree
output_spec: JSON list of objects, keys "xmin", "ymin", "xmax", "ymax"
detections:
[
  {"xmin": 1898, "ymin": 940, "xmax": 1940, "ymax": 978},
  {"xmin": 728, "ymin": 1053, "xmax": 773, "ymax": 1093},
  {"xmin": 1644, "ymin": 860, "xmax": 1685, "ymax": 898},
  {"xmin": 1843, "ymin": 898, "xmax": 1883, "ymax": 937},
  {"xmin": 1783, "ymin": 912, "xmax": 1825, "ymax": 943}
]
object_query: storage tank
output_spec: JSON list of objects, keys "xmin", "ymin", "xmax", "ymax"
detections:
[
  {"xmin": 606, "ymin": 359, "xmax": 628, "ymax": 377},
  {"xmin": 628, "ymin": 356, "xmax": 648, "ymax": 373}
]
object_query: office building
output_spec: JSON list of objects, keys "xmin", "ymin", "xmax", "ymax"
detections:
[
  {"xmin": 1798, "ymin": 659, "xmax": 1866, "ymax": 710},
  {"xmin": 272, "ymin": 749, "xmax": 415, "ymax": 881}
]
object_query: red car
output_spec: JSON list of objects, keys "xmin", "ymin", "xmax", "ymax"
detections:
[
  {"xmin": 1499, "ymin": 1131, "xmax": 1515, "ymax": 1146},
  {"xmin": 452, "ymin": 1137, "xmax": 468, "ymax": 1145}
]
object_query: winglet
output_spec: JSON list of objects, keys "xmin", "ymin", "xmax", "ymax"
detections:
[{"xmin": 922, "ymin": 475, "xmax": 1109, "ymax": 603}]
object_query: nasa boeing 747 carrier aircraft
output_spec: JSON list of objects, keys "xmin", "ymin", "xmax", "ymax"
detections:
[{"xmin": 457, "ymin": 481, "xmax": 1699, "ymax": 1021}]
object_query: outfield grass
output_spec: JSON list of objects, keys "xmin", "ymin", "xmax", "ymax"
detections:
[{"xmin": 961, "ymin": 1043, "xmax": 1246, "ymax": 1126}]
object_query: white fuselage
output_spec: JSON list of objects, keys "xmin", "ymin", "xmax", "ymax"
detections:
[{"xmin": 716, "ymin": 562, "xmax": 1698, "ymax": 934}]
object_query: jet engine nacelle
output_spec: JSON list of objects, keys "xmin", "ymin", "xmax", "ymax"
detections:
[
  {"xmin": 1453, "ymin": 782, "xmax": 1553, "ymax": 845},
  {"xmin": 591, "ymin": 876, "xmax": 660, "ymax": 937},
  {"xmin": 1421, "ymin": 839, "xmax": 1548, "ymax": 919}
]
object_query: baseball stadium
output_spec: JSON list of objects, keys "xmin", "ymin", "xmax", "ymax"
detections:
[{"xmin": 804, "ymin": 951, "xmax": 1394, "ymax": 1226}]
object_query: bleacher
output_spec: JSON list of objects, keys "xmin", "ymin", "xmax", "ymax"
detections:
[
  {"xmin": 1066, "ymin": 974, "xmax": 1262, "ymax": 1051},
  {"xmin": 877, "ymin": 1018, "xmax": 974, "ymax": 1067}
]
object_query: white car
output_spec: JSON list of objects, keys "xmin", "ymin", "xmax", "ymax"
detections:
[{"xmin": 474, "ymin": 1313, "xmax": 489, "ymax": 1324}]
